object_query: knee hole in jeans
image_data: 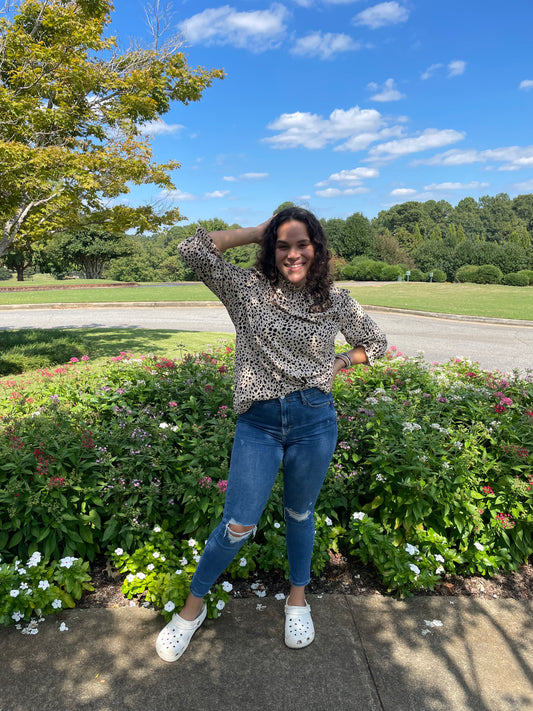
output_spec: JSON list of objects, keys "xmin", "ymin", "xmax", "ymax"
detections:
[
  {"xmin": 285, "ymin": 507, "xmax": 311, "ymax": 523},
  {"xmin": 226, "ymin": 521, "xmax": 256, "ymax": 544}
]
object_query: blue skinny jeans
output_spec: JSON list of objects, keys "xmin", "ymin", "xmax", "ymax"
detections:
[{"xmin": 190, "ymin": 388, "xmax": 338, "ymax": 598}]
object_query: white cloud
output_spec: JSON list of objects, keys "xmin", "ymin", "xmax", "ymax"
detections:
[
  {"xmin": 353, "ymin": 2, "xmax": 409, "ymax": 29},
  {"xmin": 264, "ymin": 105, "xmax": 385, "ymax": 150},
  {"xmin": 421, "ymin": 63, "xmax": 442, "ymax": 80},
  {"xmin": 161, "ymin": 189, "xmax": 197, "ymax": 201},
  {"xmin": 413, "ymin": 145, "xmax": 533, "ymax": 171},
  {"xmin": 368, "ymin": 78, "xmax": 405, "ymax": 102},
  {"xmin": 390, "ymin": 188, "xmax": 417, "ymax": 197},
  {"xmin": 368, "ymin": 128, "xmax": 465, "ymax": 160},
  {"xmin": 205, "ymin": 190, "xmax": 231, "ymax": 199},
  {"xmin": 291, "ymin": 31, "xmax": 361, "ymax": 59},
  {"xmin": 514, "ymin": 178, "xmax": 533, "ymax": 191},
  {"xmin": 316, "ymin": 167, "xmax": 379, "ymax": 187},
  {"xmin": 139, "ymin": 119, "xmax": 184, "ymax": 136},
  {"xmin": 315, "ymin": 187, "xmax": 370, "ymax": 197},
  {"xmin": 223, "ymin": 173, "xmax": 269, "ymax": 182},
  {"xmin": 422, "ymin": 60, "xmax": 466, "ymax": 80},
  {"xmin": 448, "ymin": 60, "xmax": 466, "ymax": 77},
  {"xmin": 423, "ymin": 181, "xmax": 489, "ymax": 191},
  {"xmin": 179, "ymin": 4, "xmax": 289, "ymax": 51},
  {"xmin": 519, "ymin": 79, "xmax": 533, "ymax": 91}
]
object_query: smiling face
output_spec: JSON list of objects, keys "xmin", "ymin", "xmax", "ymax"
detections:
[{"xmin": 274, "ymin": 219, "xmax": 315, "ymax": 288}]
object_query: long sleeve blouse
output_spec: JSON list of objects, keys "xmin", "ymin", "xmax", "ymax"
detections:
[{"xmin": 178, "ymin": 227, "xmax": 387, "ymax": 413}]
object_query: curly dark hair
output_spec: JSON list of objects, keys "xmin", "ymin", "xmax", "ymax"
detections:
[{"xmin": 256, "ymin": 207, "xmax": 333, "ymax": 310}]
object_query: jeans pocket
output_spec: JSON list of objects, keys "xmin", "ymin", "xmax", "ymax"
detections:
[{"xmin": 300, "ymin": 388, "xmax": 332, "ymax": 408}]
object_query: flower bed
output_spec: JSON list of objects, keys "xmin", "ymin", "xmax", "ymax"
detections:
[{"xmin": 1, "ymin": 346, "xmax": 532, "ymax": 627}]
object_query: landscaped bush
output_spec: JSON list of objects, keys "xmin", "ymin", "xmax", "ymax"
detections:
[
  {"xmin": 517, "ymin": 269, "xmax": 533, "ymax": 285},
  {"xmin": 341, "ymin": 264, "xmax": 356, "ymax": 280},
  {"xmin": 380, "ymin": 264, "xmax": 404, "ymax": 281},
  {"xmin": 502, "ymin": 272, "xmax": 529, "ymax": 287},
  {"xmin": 408, "ymin": 268, "xmax": 428, "ymax": 282},
  {"xmin": 351, "ymin": 259, "xmax": 386, "ymax": 281},
  {"xmin": 1, "ymin": 346, "xmax": 531, "ymax": 628},
  {"xmin": 430, "ymin": 268, "xmax": 447, "ymax": 282},
  {"xmin": 0, "ymin": 267, "xmax": 12, "ymax": 281},
  {"xmin": 455, "ymin": 265, "xmax": 479, "ymax": 283},
  {"xmin": 475, "ymin": 264, "xmax": 503, "ymax": 284}
]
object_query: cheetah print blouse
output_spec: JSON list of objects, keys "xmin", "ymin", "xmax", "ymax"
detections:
[{"xmin": 178, "ymin": 227, "xmax": 387, "ymax": 413}]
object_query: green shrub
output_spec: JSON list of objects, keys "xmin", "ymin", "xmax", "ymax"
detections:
[
  {"xmin": 380, "ymin": 264, "xmax": 404, "ymax": 281},
  {"xmin": 409, "ymin": 268, "xmax": 428, "ymax": 282},
  {"xmin": 516, "ymin": 269, "xmax": 533, "ymax": 285},
  {"xmin": 431, "ymin": 268, "xmax": 447, "ymax": 283},
  {"xmin": 455, "ymin": 265, "xmax": 479, "ymax": 283},
  {"xmin": 0, "ymin": 267, "xmax": 12, "ymax": 281},
  {"xmin": 475, "ymin": 264, "xmax": 503, "ymax": 284},
  {"xmin": 502, "ymin": 272, "xmax": 529, "ymax": 286},
  {"xmin": 352, "ymin": 259, "xmax": 386, "ymax": 281},
  {"xmin": 341, "ymin": 264, "xmax": 356, "ymax": 280}
]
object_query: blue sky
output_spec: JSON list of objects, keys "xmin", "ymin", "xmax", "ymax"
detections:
[{"xmin": 110, "ymin": 0, "xmax": 533, "ymax": 227}]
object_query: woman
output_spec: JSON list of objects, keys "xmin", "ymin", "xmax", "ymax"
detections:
[{"xmin": 156, "ymin": 207, "xmax": 387, "ymax": 662}]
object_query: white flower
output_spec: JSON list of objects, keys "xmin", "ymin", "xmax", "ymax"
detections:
[
  {"xmin": 38, "ymin": 580, "xmax": 50, "ymax": 590},
  {"xmin": 59, "ymin": 622, "xmax": 69, "ymax": 632},
  {"xmin": 435, "ymin": 566, "xmax": 445, "ymax": 575},
  {"xmin": 216, "ymin": 600, "xmax": 226, "ymax": 611},
  {"xmin": 222, "ymin": 581, "xmax": 233, "ymax": 592},
  {"xmin": 164, "ymin": 601, "xmax": 176, "ymax": 612},
  {"xmin": 273, "ymin": 522, "xmax": 281, "ymax": 529},
  {"xmin": 171, "ymin": 425, "xmax": 179, "ymax": 432},
  {"xmin": 325, "ymin": 517, "xmax": 333, "ymax": 526},
  {"xmin": 159, "ymin": 422, "xmax": 169, "ymax": 429},
  {"xmin": 239, "ymin": 558, "xmax": 247, "ymax": 567},
  {"xmin": 188, "ymin": 539, "xmax": 197, "ymax": 547},
  {"xmin": 160, "ymin": 556, "xmax": 166, "ymax": 562},
  {"xmin": 434, "ymin": 554, "xmax": 445, "ymax": 563},
  {"xmin": 19, "ymin": 582, "xmax": 29, "ymax": 590},
  {"xmin": 175, "ymin": 569, "xmax": 183, "ymax": 575},
  {"xmin": 474, "ymin": 542, "xmax": 484, "ymax": 551},
  {"xmin": 147, "ymin": 564, "xmax": 155, "ymax": 571},
  {"xmin": 409, "ymin": 563, "xmax": 421, "ymax": 575},
  {"xmin": 254, "ymin": 590, "xmax": 266, "ymax": 598},
  {"xmin": 10, "ymin": 590, "xmax": 20, "ymax": 597},
  {"xmin": 180, "ymin": 557, "xmax": 188, "ymax": 566},
  {"xmin": 375, "ymin": 473, "xmax": 386, "ymax": 482},
  {"xmin": 59, "ymin": 556, "xmax": 78, "ymax": 569},
  {"xmin": 126, "ymin": 574, "xmax": 135, "ymax": 583},
  {"xmin": 114, "ymin": 548, "xmax": 124, "ymax": 556},
  {"xmin": 402, "ymin": 422, "xmax": 422, "ymax": 433},
  {"xmin": 52, "ymin": 599, "xmax": 62, "ymax": 609},
  {"xmin": 136, "ymin": 572, "xmax": 146, "ymax": 580},
  {"xmin": 152, "ymin": 551, "xmax": 160, "ymax": 558},
  {"xmin": 27, "ymin": 552, "xmax": 42, "ymax": 567},
  {"xmin": 275, "ymin": 593, "xmax": 285, "ymax": 600},
  {"xmin": 12, "ymin": 611, "xmax": 23, "ymax": 622},
  {"xmin": 193, "ymin": 554, "xmax": 200, "ymax": 563},
  {"xmin": 405, "ymin": 543, "xmax": 419, "ymax": 556},
  {"xmin": 153, "ymin": 526, "xmax": 161, "ymax": 533},
  {"xmin": 352, "ymin": 512, "xmax": 365, "ymax": 521}
]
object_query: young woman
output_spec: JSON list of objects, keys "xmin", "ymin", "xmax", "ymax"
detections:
[{"xmin": 156, "ymin": 207, "xmax": 387, "ymax": 662}]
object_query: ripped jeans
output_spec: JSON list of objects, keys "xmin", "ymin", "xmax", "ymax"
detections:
[{"xmin": 189, "ymin": 388, "xmax": 338, "ymax": 598}]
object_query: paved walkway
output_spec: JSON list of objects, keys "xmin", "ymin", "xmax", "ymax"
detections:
[{"xmin": 0, "ymin": 595, "xmax": 531, "ymax": 711}]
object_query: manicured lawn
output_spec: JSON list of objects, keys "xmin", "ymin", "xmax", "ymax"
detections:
[
  {"xmin": 0, "ymin": 283, "xmax": 218, "ymax": 304},
  {"xmin": 346, "ymin": 282, "xmax": 533, "ymax": 321}
]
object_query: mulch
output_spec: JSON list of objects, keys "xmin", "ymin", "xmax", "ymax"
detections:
[{"xmin": 78, "ymin": 553, "xmax": 533, "ymax": 610}]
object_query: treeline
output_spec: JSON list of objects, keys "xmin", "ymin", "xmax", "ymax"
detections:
[{"xmin": 1, "ymin": 193, "xmax": 533, "ymax": 284}]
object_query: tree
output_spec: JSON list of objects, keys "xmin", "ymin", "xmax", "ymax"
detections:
[
  {"xmin": 39, "ymin": 225, "xmax": 134, "ymax": 278},
  {"xmin": 273, "ymin": 201, "xmax": 296, "ymax": 214},
  {"xmin": 2, "ymin": 238, "xmax": 37, "ymax": 280},
  {"xmin": 0, "ymin": 0, "xmax": 224, "ymax": 258},
  {"xmin": 341, "ymin": 212, "xmax": 377, "ymax": 260}
]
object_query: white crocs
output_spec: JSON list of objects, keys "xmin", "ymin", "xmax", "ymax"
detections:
[
  {"xmin": 284, "ymin": 601, "xmax": 315, "ymax": 649},
  {"xmin": 156, "ymin": 604, "xmax": 207, "ymax": 662}
]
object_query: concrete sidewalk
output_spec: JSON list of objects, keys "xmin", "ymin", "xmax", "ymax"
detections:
[{"xmin": 0, "ymin": 595, "xmax": 531, "ymax": 711}]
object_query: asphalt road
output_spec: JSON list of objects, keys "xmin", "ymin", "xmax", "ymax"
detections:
[{"xmin": 0, "ymin": 304, "xmax": 532, "ymax": 375}]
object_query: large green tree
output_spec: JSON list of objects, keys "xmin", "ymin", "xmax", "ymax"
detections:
[{"xmin": 0, "ymin": 0, "xmax": 224, "ymax": 258}]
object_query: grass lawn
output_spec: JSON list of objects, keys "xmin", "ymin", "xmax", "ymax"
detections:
[
  {"xmin": 1, "ymin": 278, "xmax": 531, "ymax": 321},
  {"xmin": 345, "ymin": 282, "xmax": 533, "ymax": 321}
]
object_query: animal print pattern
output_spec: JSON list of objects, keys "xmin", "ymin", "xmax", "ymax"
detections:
[{"xmin": 178, "ymin": 227, "xmax": 387, "ymax": 413}]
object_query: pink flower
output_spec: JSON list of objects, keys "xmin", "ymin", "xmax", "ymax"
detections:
[
  {"xmin": 494, "ymin": 404, "xmax": 506, "ymax": 414},
  {"xmin": 217, "ymin": 480, "xmax": 228, "ymax": 493},
  {"xmin": 69, "ymin": 357, "xmax": 79, "ymax": 363},
  {"xmin": 169, "ymin": 401, "xmax": 178, "ymax": 407}
]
